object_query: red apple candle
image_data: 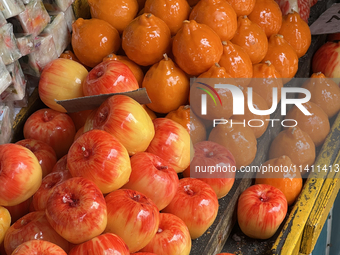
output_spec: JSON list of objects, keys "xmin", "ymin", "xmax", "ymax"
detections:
[
  {"xmin": 122, "ymin": 152, "xmax": 179, "ymax": 210},
  {"xmin": 23, "ymin": 108, "xmax": 76, "ymax": 159},
  {"xmin": 104, "ymin": 189, "xmax": 160, "ymax": 253},
  {"xmin": 67, "ymin": 129, "xmax": 131, "ymax": 194},
  {"xmin": 237, "ymin": 184, "xmax": 288, "ymax": 239},
  {"xmin": 0, "ymin": 144, "xmax": 42, "ymax": 206},
  {"xmin": 11, "ymin": 240, "xmax": 67, "ymax": 255},
  {"xmin": 45, "ymin": 177, "xmax": 107, "ymax": 244},
  {"xmin": 162, "ymin": 178, "xmax": 219, "ymax": 239}
]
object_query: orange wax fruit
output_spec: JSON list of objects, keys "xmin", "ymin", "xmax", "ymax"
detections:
[
  {"xmin": 225, "ymin": 0, "xmax": 256, "ymax": 16},
  {"xmin": 142, "ymin": 54, "xmax": 190, "ymax": 114},
  {"xmin": 137, "ymin": 0, "xmax": 146, "ymax": 11},
  {"xmin": 262, "ymin": 34, "xmax": 298, "ymax": 84},
  {"xmin": 122, "ymin": 13, "xmax": 171, "ymax": 67},
  {"xmin": 165, "ymin": 105, "xmax": 207, "ymax": 145},
  {"xmin": 199, "ymin": 117, "xmax": 215, "ymax": 133},
  {"xmin": 300, "ymin": 72, "xmax": 340, "ymax": 118},
  {"xmin": 138, "ymin": 7, "xmax": 145, "ymax": 15},
  {"xmin": 187, "ymin": 0, "xmax": 200, "ymax": 6},
  {"xmin": 249, "ymin": 61, "xmax": 283, "ymax": 107},
  {"xmin": 59, "ymin": 50, "xmax": 80, "ymax": 64},
  {"xmin": 269, "ymin": 126, "xmax": 316, "ymax": 172},
  {"xmin": 103, "ymin": 53, "xmax": 144, "ymax": 87},
  {"xmin": 142, "ymin": 105, "xmax": 157, "ymax": 120},
  {"xmin": 231, "ymin": 16, "xmax": 268, "ymax": 64},
  {"xmin": 88, "ymin": 0, "xmax": 138, "ymax": 34},
  {"xmin": 278, "ymin": 11, "xmax": 311, "ymax": 58},
  {"xmin": 172, "ymin": 19, "xmax": 223, "ymax": 76},
  {"xmin": 71, "ymin": 18, "xmax": 121, "ymax": 68},
  {"xmin": 198, "ymin": 62, "xmax": 232, "ymax": 78},
  {"xmin": 231, "ymin": 87, "xmax": 270, "ymax": 138},
  {"xmin": 189, "ymin": 110, "xmax": 207, "ymax": 145},
  {"xmin": 248, "ymin": 0, "xmax": 282, "ymax": 38},
  {"xmin": 190, "ymin": 63, "xmax": 236, "ymax": 121},
  {"xmin": 218, "ymin": 40, "xmax": 253, "ymax": 87},
  {"xmin": 144, "ymin": 0, "xmax": 191, "ymax": 36},
  {"xmin": 209, "ymin": 120, "xmax": 257, "ymax": 169},
  {"xmin": 189, "ymin": 0, "xmax": 237, "ymax": 41},
  {"xmin": 166, "ymin": 105, "xmax": 191, "ymax": 133},
  {"xmin": 255, "ymin": 155, "xmax": 303, "ymax": 206},
  {"xmin": 285, "ymin": 102, "xmax": 330, "ymax": 147}
]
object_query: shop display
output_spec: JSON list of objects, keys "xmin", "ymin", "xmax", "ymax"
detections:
[{"xmin": 0, "ymin": 0, "xmax": 339, "ymax": 255}]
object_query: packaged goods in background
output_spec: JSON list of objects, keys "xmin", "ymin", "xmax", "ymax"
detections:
[
  {"xmin": 0, "ymin": 10, "xmax": 7, "ymax": 26},
  {"xmin": 12, "ymin": 83, "xmax": 28, "ymax": 106},
  {"xmin": 41, "ymin": 11, "xmax": 70, "ymax": 56},
  {"xmin": 15, "ymin": 33, "xmax": 34, "ymax": 56},
  {"xmin": 63, "ymin": 4, "xmax": 74, "ymax": 32},
  {"xmin": 42, "ymin": 0, "xmax": 74, "ymax": 12},
  {"xmin": 0, "ymin": 60, "xmax": 26, "ymax": 101},
  {"xmin": 0, "ymin": 57, "xmax": 12, "ymax": 94},
  {"xmin": 19, "ymin": 34, "xmax": 58, "ymax": 76},
  {"xmin": 0, "ymin": 0, "xmax": 24, "ymax": 19},
  {"xmin": 0, "ymin": 23, "xmax": 21, "ymax": 65},
  {"xmin": 10, "ymin": 0, "xmax": 50, "ymax": 36},
  {"xmin": 0, "ymin": 103, "xmax": 14, "ymax": 144}
]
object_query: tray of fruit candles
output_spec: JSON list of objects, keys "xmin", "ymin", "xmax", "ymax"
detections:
[{"xmin": 1, "ymin": 0, "xmax": 340, "ymax": 254}]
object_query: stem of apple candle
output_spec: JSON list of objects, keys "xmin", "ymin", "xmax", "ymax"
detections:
[
  {"xmin": 157, "ymin": 166, "xmax": 168, "ymax": 170},
  {"xmin": 132, "ymin": 194, "xmax": 141, "ymax": 202},
  {"xmin": 62, "ymin": 195, "xmax": 78, "ymax": 207},
  {"xmin": 184, "ymin": 185, "xmax": 194, "ymax": 196},
  {"xmin": 260, "ymin": 193, "xmax": 268, "ymax": 202},
  {"xmin": 43, "ymin": 111, "xmax": 52, "ymax": 122},
  {"xmin": 81, "ymin": 146, "xmax": 90, "ymax": 158}
]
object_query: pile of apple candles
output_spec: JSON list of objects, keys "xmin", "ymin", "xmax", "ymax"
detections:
[{"xmin": 0, "ymin": 0, "xmax": 75, "ymax": 145}]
